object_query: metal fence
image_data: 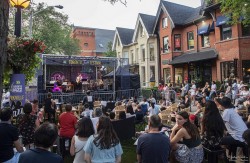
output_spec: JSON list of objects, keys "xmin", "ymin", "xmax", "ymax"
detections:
[{"xmin": 28, "ymin": 88, "xmax": 176, "ymax": 105}]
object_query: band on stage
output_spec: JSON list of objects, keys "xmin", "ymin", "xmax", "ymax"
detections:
[{"xmin": 52, "ymin": 73, "xmax": 113, "ymax": 93}]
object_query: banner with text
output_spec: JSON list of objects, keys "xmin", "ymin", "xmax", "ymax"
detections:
[{"xmin": 10, "ymin": 74, "xmax": 26, "ymax": 106}]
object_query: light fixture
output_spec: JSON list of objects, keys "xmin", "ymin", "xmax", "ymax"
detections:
[
  {"xmin": 10, "ymin": 0, "xmax": 31, "ymax": 37},
  {"xmin": 10, "ymin": 0, "xmax": 30, "ymax": 8}
]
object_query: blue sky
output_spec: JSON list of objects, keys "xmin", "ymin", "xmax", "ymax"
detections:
[{"xmin": 33, "ymin": 0, "xmax": 201, "ymax": 30}]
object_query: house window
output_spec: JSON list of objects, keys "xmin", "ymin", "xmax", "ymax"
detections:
[
  {"xmin": 130, "ymin": 50, "xmax": 134, "ymax": 64},
  {"xmin": 163, "ymin": 36, "xmax": 169, "ymax": 53},
  {"xmin": 201, "ymin": 35, "xmax": 210, "ymax": 47},
  {"xmin": 242, "ymin": 24, "xmax": 250, "ymax": 36},
  {"xmin": 141, "ymin": 66, "xmax": 146, "ymax": 86},
  {"xmin": 117, "ymin": 39, "xmax": 120, "ymax": 46},
  {"xmin": 162, "ymin": 17, "xmax": 168, "ymax": 28},
  {"xmin": 135, "ymin": 48, "xmax": 139, "ymax": 64},
  {"xmin": 221, "ymin": 61, "xmax": 234, "ymax": 81},
  {"xmin": 149, "ymin": 44, "xmax": 154, "ymax": 61},
  {"xmin": 141, "ymin": 45, "xmax": 145, "ymax": 62},
  {"xmin": 174, "ymin": 34, "xmax": 181, "ymax": 51},
  {"xmin": 187, "ymin": 32, "xmax": 194, "ymax": 50},
  {"xmin": 140, "ymin": 24, "xmax": 145, "ymax": 37},
  {"xmin": 150, "ymin": 66, "xmax": 155, "ymax": 81},
  {"xmin": 221, "ymin": 24, "xmax": 232, "ymax": 40},
  {"xmin": 123, "ymin": 51, "xmax": 129, "ymax": 65},
  {"xmin": 84, "ymin": 43, "xmax": 88, "ymax": 47}
]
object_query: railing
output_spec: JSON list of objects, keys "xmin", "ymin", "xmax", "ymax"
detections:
[{"xmin": 31, "ymin": 88, "xmax": 177, "ymax": 105}]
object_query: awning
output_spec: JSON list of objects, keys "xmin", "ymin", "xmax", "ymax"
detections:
[
  {"xmin": 170, "ymin": 49, "xmax": 218, "ymax": 65},
  {"xmin": 198, "ymin": 24, "xmax": 210, "ymax": 35},
  {"xmin": 209, "ymin": 21, "xmax": 215, "ymax": 31},
  {"xmin": 216, "ymin": 15, "xmax": 230, "ymax": 27}
]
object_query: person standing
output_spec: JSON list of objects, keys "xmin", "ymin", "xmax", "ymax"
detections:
[
  {"xmin": 44, "ymin": 93, "xmax": 54, "ymax": 122},
  {"xmin": 137, "ymin": 115, "xmax": 171, "ymax": 163},
  {"xmin": 83, "ymin": 90, "xmax": 94, "ymax": 110},
  {"xmin": 0, "ymin": 108, "xmax": 24, "ymax": 163}
]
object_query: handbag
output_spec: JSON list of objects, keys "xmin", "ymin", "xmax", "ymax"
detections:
[{"xmin": 175, "ymin": 144, "xmax": 190, "ymax": 163}]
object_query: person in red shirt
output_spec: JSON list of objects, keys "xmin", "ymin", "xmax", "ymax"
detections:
[{"xmin": 58, "ymin": 104, "xmax": 77, "ymax": 138}]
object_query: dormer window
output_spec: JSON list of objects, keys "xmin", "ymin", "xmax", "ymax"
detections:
[
  {"xmin": 139, "ymin": 24, "xmax": 145, "ymax": 37},
  {"xmin": 162, "ymin": 17, "xmax": 168, "ymax": 28}
]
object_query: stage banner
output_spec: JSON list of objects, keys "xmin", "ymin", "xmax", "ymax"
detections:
[{"xmin": 10, "ymin": 74, "xmax": 26, "ymax": 106}]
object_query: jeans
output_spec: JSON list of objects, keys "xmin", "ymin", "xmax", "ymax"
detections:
[{"xmin": 220, "ymin": 135, "xmax": 248, "ymax": 157}]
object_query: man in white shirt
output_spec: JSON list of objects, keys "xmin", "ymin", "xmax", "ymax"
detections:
[{"xmin": 219, "ymin": 97, "xmax": 248, "ymax": 159}]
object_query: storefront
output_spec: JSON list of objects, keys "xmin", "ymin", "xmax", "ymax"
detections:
[{"xmin": 170, "ymin": 49, "xmax": 217, "ymax": 86}]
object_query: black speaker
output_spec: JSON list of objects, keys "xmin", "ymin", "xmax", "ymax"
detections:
[{"xmin": 37, "ymin": 75, "xmax": 44, "ymax": 92}]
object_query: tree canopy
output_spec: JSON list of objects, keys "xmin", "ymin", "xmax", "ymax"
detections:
[
  {"xmin": 219, "ymin": 0, "xmax": 250, "ymax": 25},
  {"xmin": 9, "ymin": 3, "xmax": 81, "ymax": 55},
  {"xmin": 104, "ymin": 41, "xmax": 116, "ymax": 57}
]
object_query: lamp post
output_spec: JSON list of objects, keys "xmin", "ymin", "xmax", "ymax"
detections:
[
  {"xmin": 29, "ymin": 4, "xmax": 63, "ymax": 38},
  {"xmin": 10, "ymin": 0, "xmax": 30, "ymax": 37}
]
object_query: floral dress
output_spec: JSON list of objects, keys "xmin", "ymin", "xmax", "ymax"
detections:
[{"xmin": 17, "ymin": 114, "xmax": 37, "ymax": 145}]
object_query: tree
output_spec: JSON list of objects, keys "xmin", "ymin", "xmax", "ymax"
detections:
[
  {"xmin": 104, "ymin": 41, "xmax": 117, "ymax": 57},
  {"xmin": 8, "ymin": 3, "xmax": 81, "ymax": 55},
  {"xmin": 0, "ymin": 0, "xmax": 9, "ymax": 106},
  {"xmin": 219, "ymin": 0, "xmax": 250, "ymax": 25}
]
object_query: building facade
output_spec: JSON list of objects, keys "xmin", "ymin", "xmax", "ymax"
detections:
[
  {"xmin": 72, "ymin": 26, "xmax": 115, "ymax": 56},
  {"xmin": 113, "ymin": 14, "xmax": 159, "ymax": 87}
]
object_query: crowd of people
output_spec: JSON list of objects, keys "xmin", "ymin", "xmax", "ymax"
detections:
[{"xmin": 1, "ymin": 78, "xmax": 250, "ymax": 163}]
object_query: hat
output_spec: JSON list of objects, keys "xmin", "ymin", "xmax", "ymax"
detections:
[
  {"xmin": 219, "ymin": 97, "xmax": 234, "ymax": 108},
  {"xmin": 189, "ymin": 114, "xmax": 196, "ymax": 121}
]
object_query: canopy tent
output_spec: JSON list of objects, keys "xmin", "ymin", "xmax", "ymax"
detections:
[{"xmin": 104, "ymin": 66, "xmax": 140, "ymax": 90}]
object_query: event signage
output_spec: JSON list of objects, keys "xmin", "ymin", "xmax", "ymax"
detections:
[{"xmin": 10, "ymin": 74, "xmax": 26, "ymax": 106}]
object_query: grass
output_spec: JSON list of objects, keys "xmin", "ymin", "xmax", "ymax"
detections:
[{"xmin": 63, "ymin": 138, "xmax": 137, "ymax": 163}]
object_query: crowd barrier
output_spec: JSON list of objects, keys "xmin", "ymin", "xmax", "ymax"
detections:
[{"xmin": 26, "ymin": 88, "xmax": 176, "ymax": 105}]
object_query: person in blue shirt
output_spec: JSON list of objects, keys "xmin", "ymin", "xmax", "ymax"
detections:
[{"xmin": 84, "ymin": 116, "xmax": 123, "ymax": 163}]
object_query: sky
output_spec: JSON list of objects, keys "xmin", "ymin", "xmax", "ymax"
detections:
[{"xmin": 33, "ymin": 0, "xmax": 201, "ymax": 30}]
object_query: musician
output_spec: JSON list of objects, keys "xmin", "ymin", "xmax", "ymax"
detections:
[
  {"xmin": 76, "ymin": 73, "xmax": 83, "ymax": 90},
  {"xmin": 76, "ymin": 73, "xmax": 82, "ymax": 83}
]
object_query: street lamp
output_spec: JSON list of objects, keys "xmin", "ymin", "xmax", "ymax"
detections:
[
  {"xmin": 10, "ymin": 0, "xmax": 31, "ymax": 37},
  {"xmin": 29, "ymin": 4, "xmax": 63, "ymax": 38}
]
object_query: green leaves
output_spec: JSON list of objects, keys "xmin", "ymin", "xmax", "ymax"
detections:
[
  {"xmin": 104, "ymin": 41, "xmax": 116, "ymax": 57},
  {"xmin": 219, "ymin": 0, "xmax": 250, "ymax": 25}
]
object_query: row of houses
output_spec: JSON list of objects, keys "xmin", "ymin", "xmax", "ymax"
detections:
[
  {"xmin": 112, "ymin": 0, "xmax": 250, "ymax": 87},
  {"xmin": 71, "ymin": 0, "xmax": 250, "ymax": 88}
]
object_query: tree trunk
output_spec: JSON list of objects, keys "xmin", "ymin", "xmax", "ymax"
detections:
[{"xmin": 0, "ymin": 0, "xmax": 9, "ymax": 107}]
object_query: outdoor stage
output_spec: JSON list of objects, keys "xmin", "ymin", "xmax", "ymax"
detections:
[{"xmin": 38, "ymin": 55, "xmax": 140, "ymax": 100}]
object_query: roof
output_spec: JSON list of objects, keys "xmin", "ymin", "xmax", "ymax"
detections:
[
  {"xmin": 139, "ymin": 13, "xmax": 156, "ymax": 35},
  {"xmin": 116, "ymin": 27, "xmax": 134, "ymax": 45},
  {"xmin": 95, "ymin": 29, "xmax": 115, "ymax": 53},
  {"xmin": 162, "ymin": 1, "xmax": 202, "ymax": 25},
  {"xmin": 170, "ymin": 49, "xmax": 218, "ymax": 65}
]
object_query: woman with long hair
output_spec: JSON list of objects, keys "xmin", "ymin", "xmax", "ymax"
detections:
[
  {"xmin": 201, "ymin": 100, "xmax": 226, "ymax": 150},
  {"xmin": 17, "ymin": 103, "xmax": 40, "ymax": 149},
  {"xmin": 170, "ymin": 111, "xmax": 203, "ymax": 163},
  {"xmin": 70, "ymin": 117, "xmax": 95, "ymax": 163},
  {"xmin": 84, "ymin": 116, "xmax": 123, "ymax": 163}
]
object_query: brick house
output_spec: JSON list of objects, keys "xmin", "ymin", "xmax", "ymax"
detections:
[
  {"xmin": 72, "ymin": 26, "xmax": 115, "ymax": 56},
  {"xmin": 154, "ymin": 0, "xmax": 250, "ymax": 86}
]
